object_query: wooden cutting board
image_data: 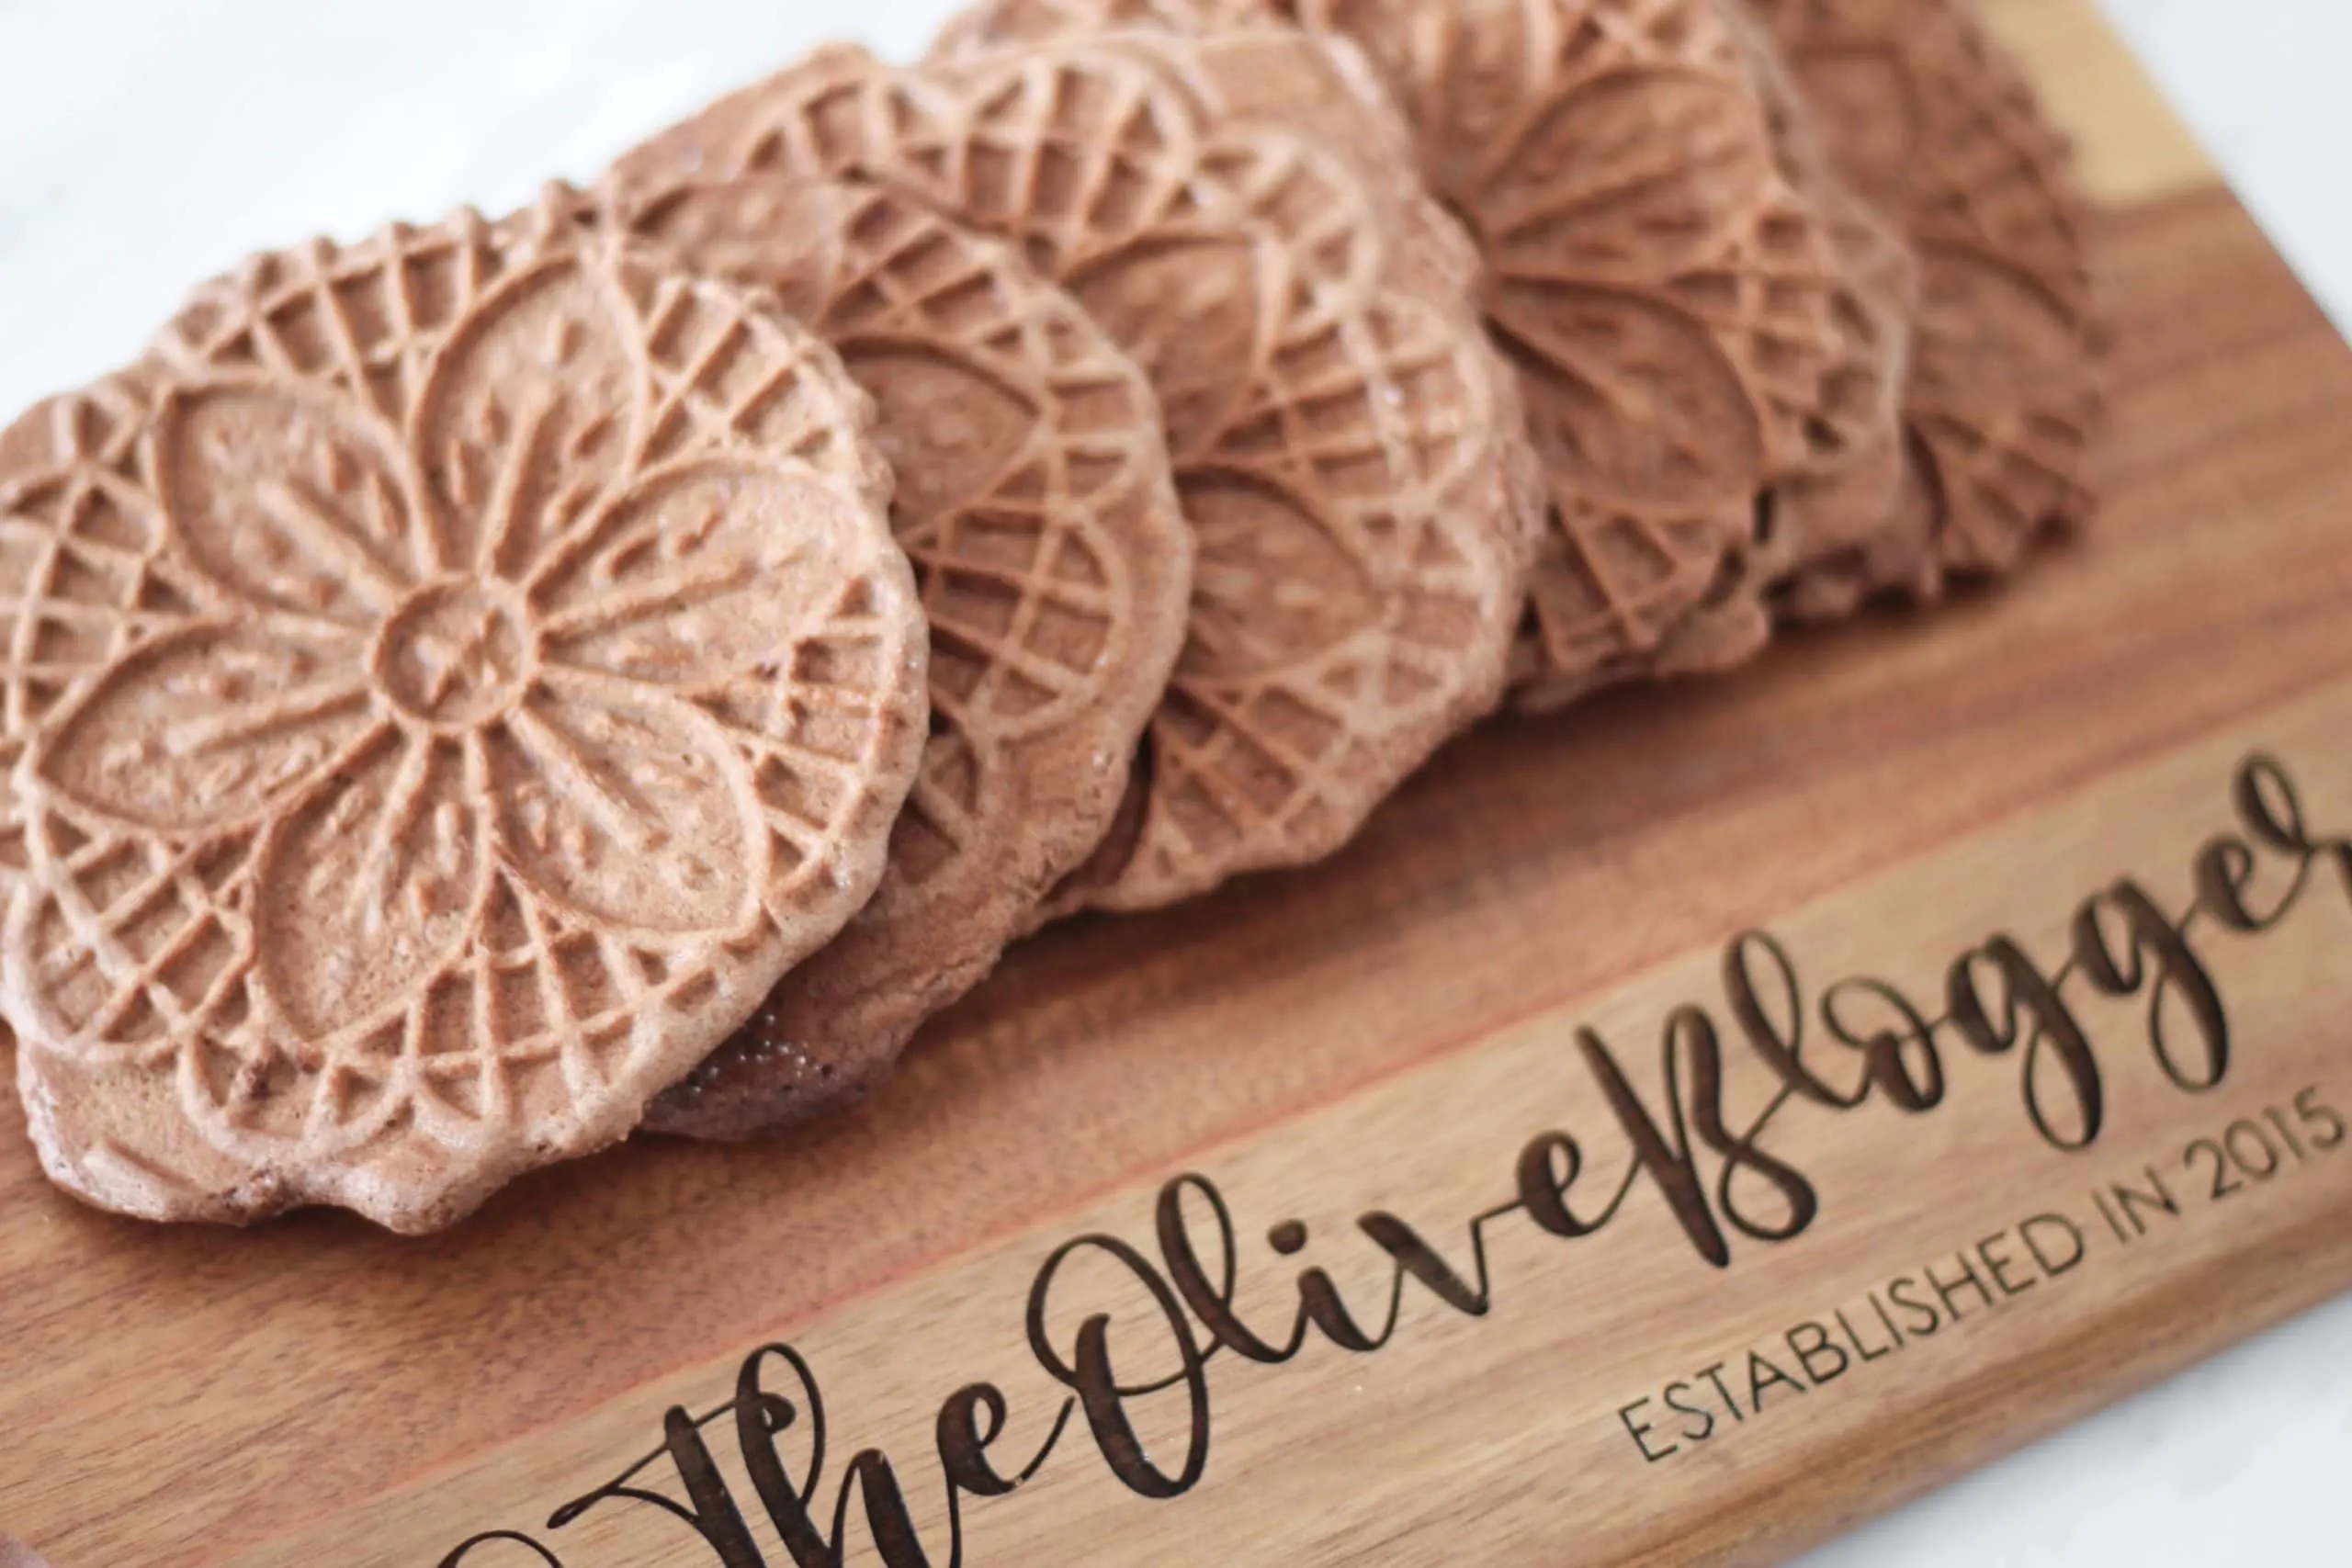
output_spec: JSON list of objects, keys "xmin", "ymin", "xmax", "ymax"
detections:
[{"xmin": 6, "ymin": 4, "xmax": 2350, "ymax": 1564}]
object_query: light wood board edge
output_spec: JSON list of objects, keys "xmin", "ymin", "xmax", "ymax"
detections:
[{"xmin": 1980, "ymin": 0, "xmax": 2219, "ymax": 204}]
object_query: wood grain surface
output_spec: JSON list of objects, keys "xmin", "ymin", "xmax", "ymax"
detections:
[
  {"xmin": 234, "ymin": 673, "xmax": 2352, "ymax": 1568},
  {"xmin": 5, "ymin": 5, "xmax": 2351, "ymax": 1565}
]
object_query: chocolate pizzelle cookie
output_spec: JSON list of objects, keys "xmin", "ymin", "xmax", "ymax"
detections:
[
  {"xmin": 0, "ymin": 210, "xmax": 928, "ymax": 1229},
  {"xmin": 564, "ymin": 175, "xmax": 1193, "ymax": 1137},
  {"xmin": 1695, "ymin": 1, "xmax": 1926, "ymax": 629},
  {"xmin": 615, "ymin": 36, "xmax": 1540, "ymax": 910},
  {"xmin": 933, "ymin": 0, "xmax": 1268, "ymax": 44},
  {"xmin": 1743, "ymin": 0, "xmax": 2102, "ymax": 576},
  {"xmin": 1498, "ymin": 0, "xmax": 1923, "ymax": 686},
  {"xmin": 934, "ymin": 0, "xmax": 1857, "ymax": 707}
]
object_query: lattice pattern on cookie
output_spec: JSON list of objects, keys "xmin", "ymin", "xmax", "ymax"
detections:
[
  {"xmin": 819, "ymin": 196, "xmax": 1165, "ymax": 748},
  {"xmin": 1299, "ymin": 0, "xmax": 1842, "ymax": 687},
  {"xmin": 581, "ymin": 166, "xmax": 1190, "ymax": 1133},
  {"xmin": 1649, "ymin": 0, "xmax": 1925, "ymax": 626},
  {"xmin": 615, "ymin": 39, "xmax": 1532, "ymax": 908},
  {"xmin": 933, "ymin": 0, "xmax": 1281, "ymax": 56},
  {"xmin": 3, "ymin": 214, "xmax": 924, "ymax": 1228},
  {"xmin": 619, "ymin": 179, "xmax": 1161, "ymax": 784},
  {"xmin": 933, "ymin": 0, "xmax": 1848, "ymax": 694},
  {"xmin": 1745, "ymin": 0, "xmax": 2101, "ymax": 575},
  {"xmin": 0, "ymin": 378, "xmax": 201, "ymax": 883}
]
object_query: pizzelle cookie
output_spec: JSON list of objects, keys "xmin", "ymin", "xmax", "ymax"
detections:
[
  {"xmin": 1743, "ymin": 0, "xmax": 2103, "ymax": 576},
  {"xmin": 933, "ymin": 0, "xmax": 1857, "ymax": 706},
  {"xmin": 933, "ymin": 0, "xmax": 1272, "ymax": 51},
  {"xmin": 561, "ymin": 175, "xmax": 1193, "ymax": 1139},
  {"xmin": 0, "ymin": 210, "xmax": 928, "ymax": 1229},
  {"xmin": 614, "ymin": 37, "xmax": 1540, "ymax": 911},
  {"xmin": 1690, "ymin": 1, "xmax": 1926, "ymax": 629},
  {"xmin": 1762, "ymin": 195, "xmax": 1931, "ymax": 620},
  {"xmin": 1497, "ymin": 0, "xmax": 1923, "ymax": 694}
]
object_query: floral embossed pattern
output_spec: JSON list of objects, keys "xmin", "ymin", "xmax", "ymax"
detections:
[
  {"xmin": 613, "ymin": 37, "xmax": 1539, "ymax": 911},
  {"xmin": 572, "ymin": 175, "xmax": 1193, "ymax": 1136},
  {"xmin": 1293, "ymin": 0, "xmax": 1849, "ymax": 705},
  {"xmin": 0, "ymin": 212, "xmax": 926, "ymax": 1229},
  {"xmin": 1744, "ymin": 0, "xmax": 2102, "ymax": 576}
]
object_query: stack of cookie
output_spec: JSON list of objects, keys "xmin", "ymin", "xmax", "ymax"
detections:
[{"xmin": 0, "ymin": 0, "xmax": 2100, "ymax": 1232}]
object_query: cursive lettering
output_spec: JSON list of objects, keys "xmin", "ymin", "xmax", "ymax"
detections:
[{"xmin": 443, "ymin": 752, "xmax": 2350, "ymax": 1565}]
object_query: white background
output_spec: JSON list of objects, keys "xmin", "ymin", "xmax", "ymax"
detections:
[{"xmin": 1, "ymin": 1, "xmax": 2347, "ymax": 1562}]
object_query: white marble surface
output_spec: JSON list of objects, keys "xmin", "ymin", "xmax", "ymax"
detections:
[{"xmin": 0, "ymin": 1, "xmax": 2346, "ymax": 1562}]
